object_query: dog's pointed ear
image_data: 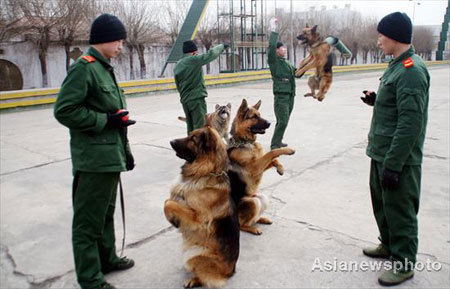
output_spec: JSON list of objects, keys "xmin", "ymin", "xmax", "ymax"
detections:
[
  {"xmin": 238, "ymin": 99, "xmax": 249, "ymax": 116},
  {"xmin": 227, "ymin": 103, "xmax": 231, "ymax": 109},
  {"xmin": 312, "ymin": 25, "xmax": 318, "ymax": 34},
  {"xmin": 204, "ymin": 114, "xmax": 209, "ymax": 126},
  {"xmin": 200, "ymin": 127, "xmax": 213, "ymax": 152},
  {"xmin": 305, "ymin": 23, "xmax": 309, "ymax": 28},
  {"xmin": 253, "ymin": 100, "xmax": 262, "ymax": 110},
  {"xmin": 215, "ymin": 104, "xmax": 220, "ymax": 110}
]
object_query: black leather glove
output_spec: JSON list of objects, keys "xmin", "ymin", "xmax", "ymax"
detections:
[
  {"xmin": 106, "ymin": 110, "xmax": 136, "ymax": 129},
  {"xmin": 126, "ymin": 150, "xmax": 135, "ymax": 171},
  {"xmin": 361, "ymin": 90, "xmax": 376, "ymax": 106},
  {"xmin": 222, "ymin": 42, "xmax": 230, "ymax": 50},
  {"xmin": 381, "ymin": 168, "xmax": 400, "ymax": 190}
]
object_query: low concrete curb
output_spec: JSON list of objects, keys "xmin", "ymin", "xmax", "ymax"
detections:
[{"xmin": 1, "ymin": 61, "xmax": 448, "ymax": 110}]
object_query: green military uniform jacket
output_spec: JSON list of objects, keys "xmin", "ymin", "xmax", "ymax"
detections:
[
  {"xmin": 54, "ymin": 47, "xmax": 131, "ymax": 173},
  {"xmin": 174, "ymin": 44, "xmax": 224, "ymax": 104},
  {"xmin": 268, "ymin": 32, "xmax": 296, "ymax": 96},
  {"xmin": 366, "ymin": 46, "xmax": 430, "ymax": 172}
]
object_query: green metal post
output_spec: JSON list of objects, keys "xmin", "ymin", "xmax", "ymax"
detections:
[{"xmin": 325, "ymin": 36, "xmax": 352, "ymax": 59}]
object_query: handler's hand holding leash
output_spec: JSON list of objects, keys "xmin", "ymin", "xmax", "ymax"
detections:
[{"xmin": 106, "ymin": 109, "xmax": 136, "ymax": 257}]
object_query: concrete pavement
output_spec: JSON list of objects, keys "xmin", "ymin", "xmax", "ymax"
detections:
[{"xmin": 1, "ymin": 66, "xmax": 449, "ymax": 288}]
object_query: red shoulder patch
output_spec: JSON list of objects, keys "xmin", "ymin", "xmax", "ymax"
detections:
[
  {"xmin": 82, "ymin": 55, "xmax": 95, "ymax": 63},
  {"xmin": 402, "ymin": 57, "xmax": 414, "ymax": 68}
]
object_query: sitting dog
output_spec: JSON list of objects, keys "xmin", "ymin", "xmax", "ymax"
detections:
[
  {"xmin": 178, "ymin": 103, "xmax": 232, "ymax": 144},
  {"xmin": 227, "ymin": 99, "xmax": 295, "ymax": 235},
  {"xmin": 295, "ymin": 24, "xmax": 333, "ymax": 101},
  {"xmin": 165, "ymin": 126, "xmax": 240, "ymax": 288}
]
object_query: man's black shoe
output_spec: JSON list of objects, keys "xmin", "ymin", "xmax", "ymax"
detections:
[
  {"xmin": 98, "ymin": 282, "xmax": 116, "ymax": 289},
  {"xmin": 103, "ymin": 257, "xmax": 135, "ymax": 274}
]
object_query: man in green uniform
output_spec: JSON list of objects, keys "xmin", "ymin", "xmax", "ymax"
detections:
[
  {"xmin": 174, "ymin": 40, "xmax": 227, "ymax": 134},
  {"xmin": 54, "ymin": 14, "xmax": 136, "ymax": 289},
  {"xmin": 360, "ymin": 12, "xmax": 430, "ymax": 286},
  {"xmin": 268, "ymin": 18, "xmax": 297, "ymax": 150}
]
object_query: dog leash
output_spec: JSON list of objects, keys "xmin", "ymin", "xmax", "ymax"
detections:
[{"xmin": 119, "ymin": 177, "xmax": 126, "ymax": 258}]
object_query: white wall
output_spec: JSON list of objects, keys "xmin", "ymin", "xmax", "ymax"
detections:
[
  {"xmin": 1, "ymin": 40, "xmax": 405, "ymax": 90},
  {"xmin": 1, "ymin": 42, "xmax": 43, "ymax": 89},
  {"xmin": 0, "ymin": 42, "xmax": 225, "ymax": 89}
]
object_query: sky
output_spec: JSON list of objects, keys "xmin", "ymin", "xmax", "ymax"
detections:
[{"xmin": 268, "ymin": 0, "xmax": 448, "ymax": 25}]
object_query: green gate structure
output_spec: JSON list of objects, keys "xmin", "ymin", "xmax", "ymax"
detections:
[
  {"xmin": 436, "ymin": 0, "xmax": 450, "ymax": 60},
  {"xmin": 159, "ymin": 0, "xmax": 210, "ymax": 76},
  {"xmin": 217, "ymin": 0, "xmax": 267, "ymax": 73}
]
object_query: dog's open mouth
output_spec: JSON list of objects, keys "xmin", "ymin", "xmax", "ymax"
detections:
[
  {"xmin": 220, "ymin": 112, "xmax": 229, "ymax": 119},
  {"xmin": 251, "ymin": 128, "xmax": 266, "ymax": 134},
  {"xmin": 297, "ymin": 35, "xmax": 308, "ymax": 44},
  {"xmin": 251, "ymin": 127, "xmax": 268, "ymax": 134},
  {"xmin": 251, "ymin": 120, "xmax": 271, "ymax": 134}
]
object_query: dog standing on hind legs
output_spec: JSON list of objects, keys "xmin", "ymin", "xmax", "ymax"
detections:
[
  {"xmin": 178, "ymin": 103, "xmax": 232, "ymax": 144},
  {"xmin": 296, "ymin": 24, "xmax": 333, "ymax": 101},
  {"xmin": 165, "ymin": 126, "xmax": 240, "ymax": 288},
  {"xmin": 228, "ymin": 99, "xmax": 295, "ymax": 235}
]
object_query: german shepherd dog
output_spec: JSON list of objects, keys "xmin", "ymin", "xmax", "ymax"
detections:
[
  {"xmin": 295, "ymin": 24, "xmax": 333, "ymax": 102},
  {"xmin": 178, "ymin": 103, "xmax": 232, "ymax": 144},
  {"xmin": 227, "ymin": 99, "xmax": 295, "ymax": 235},
  {"xmin": 165, "ymin": 126, "xmax": 240, "ymax": 288}
]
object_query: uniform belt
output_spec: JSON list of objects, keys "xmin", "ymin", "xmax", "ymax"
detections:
[{"xmin": 275, "ymin": 78, "xmax": 290, "ymax": 82}]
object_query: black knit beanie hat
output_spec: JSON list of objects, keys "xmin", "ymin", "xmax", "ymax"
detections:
[
  {"xmin": 89, "ymin": 14, "xmax": 127, "ymax": 44},
  {"xmin": 183, "ymin": 40, "xmax": 198, "ymax": 53},
  {"xmin": 377, "ymin": 12, "xmax": 412, "ymax": 44},
  {"xmin": 277, "ymin": 42, "xmax": 284, "ymax": 48}
]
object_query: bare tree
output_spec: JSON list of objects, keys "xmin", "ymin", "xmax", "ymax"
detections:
[
  {"xmin": 161, "ymin": 0, "xmax": 191, "ymax": 45},
  {"xmin": 16, "ymin": 0, "xmax": 62, "ymax": 87},
  {"xmin": 197, "ymin": 13, "xmax": 218, "ymax": 74},
  {"xmin": 0, "ymin": 0, "xmax": 27, "ymax": 42},
  {"xmin": 335, "ymin": 11, "xmax": 363, "ymax": 65},
  {"xmin": 360, "ymin": 17, "xmax": 379, "ymax": 64},
  {"xmin": 413, "ymin": 26, "xmax": 434, "ymax": 60},
  {"xmin": 56, "ymin": 0, "xmax": 91, "ymax": 72},
  {"xmin": 115, "ymin": 0, "xmax": 162, "ymax": 79},
  {"xmin": 90, "ymin": 0, "xmax": 162, "ymax": 79}
]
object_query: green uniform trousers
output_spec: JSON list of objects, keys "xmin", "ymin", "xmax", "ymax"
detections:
[
  {"xmin": 370, "ymin": 160, "xmax": 421, "ymax": 267},
  {"xmin": 72, "ymin": 171, "xmax": 121, "ymax": 289},
  {"xmin": 182, "ymin": 98, "xmax": 207, "ymax": 134},
  {"xmin": 271, "ymin": 93, "xmax": 295, "ymax": 149}
]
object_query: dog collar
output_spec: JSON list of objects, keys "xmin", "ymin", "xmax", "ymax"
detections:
[
  {"xmin": 228, "ymin": 137, "xmax": 255, "ymax": 149},
  {"xmin": 208, "ymin": 171, "xmax": 227, "ymax": 178}
]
